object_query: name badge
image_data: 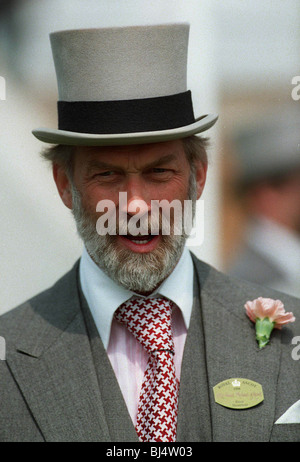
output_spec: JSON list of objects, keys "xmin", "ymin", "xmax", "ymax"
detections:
[{"xmin": 213, "ymin": 378, "xmax": 264, "ymax": 409}]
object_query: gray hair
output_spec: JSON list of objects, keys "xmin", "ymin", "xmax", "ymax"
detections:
[
  {"xmin": 181, "ymin": 135, "xmax": 209, "ymax": 174},
  {"xmin": 41, "ymin": 144, "xmax": 75, "ymax": 178}
]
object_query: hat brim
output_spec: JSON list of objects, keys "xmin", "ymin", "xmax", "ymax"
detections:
[{"xmin": 32, "ymin": 114, "xmax": 218, "ymax": 146}]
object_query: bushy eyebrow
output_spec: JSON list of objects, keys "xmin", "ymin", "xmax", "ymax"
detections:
[
  {"xmin": 85, "ymin": 154, "xmax": 177, "ymax": 174},
  {"xmin": 86, "ymin": 160, "xmax": 121, "ymax": 173},
  {"xmin": 142, "ymin": 154, "xmax": 177, "ymax": 170}
]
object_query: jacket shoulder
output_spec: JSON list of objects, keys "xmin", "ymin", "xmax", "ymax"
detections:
[
  {"xmin": 0, "ymin": 261, "xmax": 80, "ymax": 340},
  {"xmin": 191, "ymin": 252, "xmax": 300, "ymax": 329}
]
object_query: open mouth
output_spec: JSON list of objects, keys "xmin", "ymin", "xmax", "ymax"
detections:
[
  {"xmin": 123, "ymin": 234, "xmax": 156, "ymax": 244},
  {"xmin": 118, "ymin": 234, "xmax": 160, "ymax": 253}
]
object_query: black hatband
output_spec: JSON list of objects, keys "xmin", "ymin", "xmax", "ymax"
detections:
[{"xmin": 57, "ymin": 91, "xmax": 195, "ymax": 134}]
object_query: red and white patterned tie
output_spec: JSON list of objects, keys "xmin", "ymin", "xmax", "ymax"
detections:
[{"xmin": 114, "ymin": 297, "xmax": 179, "ymax": 442}]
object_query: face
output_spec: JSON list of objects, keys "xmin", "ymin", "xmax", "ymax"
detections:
[{"xmin": 54, "ymin": 140, "xmax": 207, "ymax": 293}]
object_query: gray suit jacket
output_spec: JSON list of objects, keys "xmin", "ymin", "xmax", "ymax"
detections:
[{"xmin": 0, "ymin": 254, "xmax": 299, "ymax": 442}]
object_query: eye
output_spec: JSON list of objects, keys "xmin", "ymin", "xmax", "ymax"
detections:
[
  {"xmin": 151, "ymin": 168, "xmax": 169, "ymax": 174},
  {"xmin": 145, "ymin": 167, "xmax": 173, "ymax": 182},
  {"xmin": 92, "ymin": 170, "xmax": 121, "ymax": 182},
  {"xmin": 97, "ymin": 171, "xmax": 116, "ymax": 177}
]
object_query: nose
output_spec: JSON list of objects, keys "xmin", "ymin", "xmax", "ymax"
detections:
[{"xmin": 119, "ymin": 176, "xmax": 150, "ymax": 217}]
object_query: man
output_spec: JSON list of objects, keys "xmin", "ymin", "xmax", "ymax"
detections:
[
  {"xmin": 0, "ymin": 24, "xmax": 299, "ymax": 442},
  {"xmin": 228, "ymin": 113, "xmax": 300, "ymax": 298}
]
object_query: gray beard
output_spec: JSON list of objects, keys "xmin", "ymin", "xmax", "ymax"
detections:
[{"xmin": 71, "ymin": 175, "xmax": 197, "ymax": 294}]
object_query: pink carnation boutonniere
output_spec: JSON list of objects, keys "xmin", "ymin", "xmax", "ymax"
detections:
[{"xmin": 245, "ymin": 297, "xmax": 295, "ymax": 349}]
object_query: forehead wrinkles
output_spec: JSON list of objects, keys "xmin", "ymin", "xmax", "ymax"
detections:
[
  {"xmin": 74, "ymin": 145, "xmax": 138, "ymax": 173},
  {"xmin": 75, "ymin": 142, "xmax": 184, "ymax": 171},
  {"xmin": 118, "ymin": 149, "xmax": 149, "ymax": 171}
]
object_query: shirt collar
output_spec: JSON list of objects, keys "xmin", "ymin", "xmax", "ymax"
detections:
[{"xmin": 79, "ymin": 245, "xmax": 194, "ymax": 349}]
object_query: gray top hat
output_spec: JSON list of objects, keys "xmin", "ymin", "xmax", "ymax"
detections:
[
  {"xmin": 32, "ymin": 23, "xmax": 218, "ymax": 146},
  {"xmin": 233, "ymin": 108, "xmax": 300, "ymax": 185}
]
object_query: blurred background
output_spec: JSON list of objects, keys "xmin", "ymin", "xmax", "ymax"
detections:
[{"xmin": 0, "ymin": 0, "xmax": 299, "ymax": 314}]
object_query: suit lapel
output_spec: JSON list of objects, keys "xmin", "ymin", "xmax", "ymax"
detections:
[
  {"xmin": 192, "ymin": 254, "xmax": 281, "ymax": 442},
  {"xmin": 6, "ymin": 263, "xmax": 111, "ymax": 441}
]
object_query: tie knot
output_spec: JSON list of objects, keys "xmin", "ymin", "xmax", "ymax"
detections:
[{"xmin": 114, "ymin": 297, "xmax": 174, "ymax": 354}]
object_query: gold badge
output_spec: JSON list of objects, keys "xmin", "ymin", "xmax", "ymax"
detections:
[{"xmin": 213, "ymin": 378, "xmax": 264, "ymax": 409}]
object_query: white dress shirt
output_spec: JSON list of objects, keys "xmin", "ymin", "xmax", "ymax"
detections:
[{"xmin": 79, "ymin": 245, "xmax": 194, "ymax": 424}]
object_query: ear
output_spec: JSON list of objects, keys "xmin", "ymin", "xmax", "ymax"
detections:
[
  {"xmin": 52, "ymin": 163, "xmax": 73, "ymax": 209},
  {"xmin": 195, "ymin": 160, "xmax": 208, "ymax": 199}
]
